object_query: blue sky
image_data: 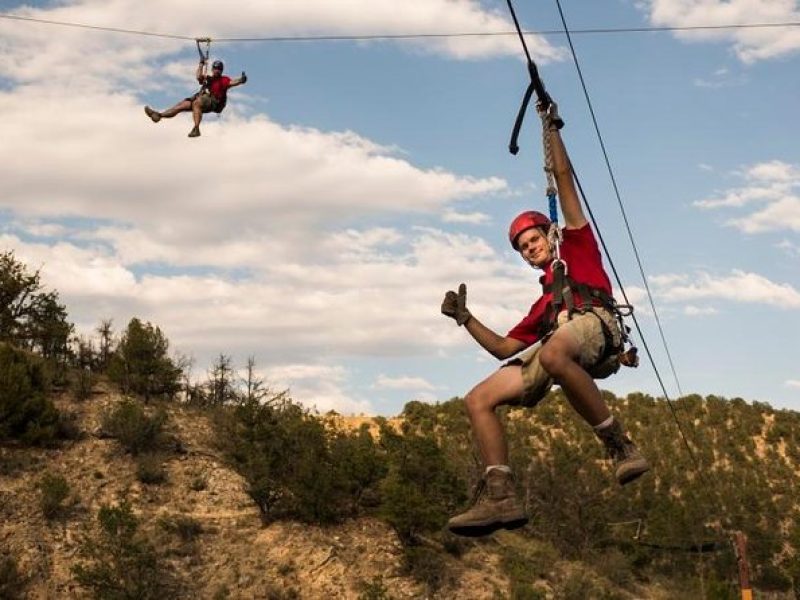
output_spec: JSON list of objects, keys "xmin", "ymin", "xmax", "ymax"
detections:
[{"xmin": 1, "ymin": 0, "xmax": 798, "ymax": 415}]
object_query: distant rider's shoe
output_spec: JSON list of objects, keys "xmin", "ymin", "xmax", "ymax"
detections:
[
  {"xmin": 596, "ymin": 419, "xmax": 650, "ymax": 485},
  {"xmin": 447, "ymin": 468, "xmax": 528, "ymax": 537},
  {"xmin": 188, "ymin": 126, "xmax": 201, "ymax": 138},
  {"xmin": 144, "ymin": 106, "xmax": 161, "ymax": 123}
]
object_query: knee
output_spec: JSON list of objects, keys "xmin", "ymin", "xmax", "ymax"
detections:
[
  {"xmin": 464, "ymin": 387, "xmax": 493, "ymax": 417},
  {"xmin": 538, "ymin": 344, "xmax": 569, "ymax": 378}
]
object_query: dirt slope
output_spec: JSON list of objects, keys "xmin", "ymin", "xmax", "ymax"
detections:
[{"xmin": 1, "ymin": 384, "xmax": 516, "ymax": 599}]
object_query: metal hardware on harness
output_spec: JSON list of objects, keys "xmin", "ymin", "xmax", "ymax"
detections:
[
  {"xmin": 195, "ymin": 37, "xmax": 211, "ymax": 86},
  {"xmin": 540, "ymin": 103, "xmax": 563, "ymax": 261}
]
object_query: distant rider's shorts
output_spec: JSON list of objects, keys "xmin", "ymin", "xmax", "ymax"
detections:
[
  {"xmin": 187, "ymin": 92, "xmax": 222, "ymax": 113},
  {"xmin": 504, "ymin": 308, "xmax": 622, "ymax": 408}
]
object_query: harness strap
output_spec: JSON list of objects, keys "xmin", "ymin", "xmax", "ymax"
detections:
[
  {"xmin": 540, "ymin": 272, "xmax": 634, "ymax": 361},
  {"xmin": 196, "ymin": 37, "xmax": 211, "ymax": 92}
]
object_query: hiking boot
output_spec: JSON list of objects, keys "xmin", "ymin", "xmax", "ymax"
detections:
[
  {"xmin": 447, "ymin": 469, "xmax": 528, "ymax": 537},
  {"xmin": 596, "ymin": 419, "xmax": 650, "ymax": 485},
  {"xmin": 144, "ymin": 106, "xmax": 161, "ymax": 123},
  {"xmin": 188, "ymin": 126, "xmax": 201, "ymax": 138}
]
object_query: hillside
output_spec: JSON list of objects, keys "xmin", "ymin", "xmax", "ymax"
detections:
[
  {"xmin": 2, "ymin": 365, "xmax": 800, "ymax": 598},
  {"xmin": 2, "ymin": 382, "xmax": 501, "ymax": 599}
]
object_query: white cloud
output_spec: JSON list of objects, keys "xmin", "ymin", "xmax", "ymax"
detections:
[
  {"xmin": 638, "ymin": 0, "xmax": 800, "ymax": 63},
  {"xmin": 0, "ymin": 0, "xmax": 564, "ymax": 80},
  {"xmin": 260, "ymin": 363, "xmax": 372, "ymax": 414},
  {"xmin": 650, "ymin": 270, "xmax": 800, "ymax": 309},
  {"xmin": 683, "ymin": 305, "xmax": 718, "ymax": 316},
  {"xmin": 727, "ymin": 197, "xmax": 800, "ymax": 233},
  {"xmin": 694, "ymin": 160, "xmax": 800, "ymax": 233},
  {"xmin": 2, "ymin": 221, "xmax": 534, "ymax": 373},
  {"xmin": 776, "ymin": 239, "xmax": 800, "ymax": 257},
  {"xmin": 442, "ymin": 210, "xmax": 491, "ymax": 225},
  {"xmin": 747, "ymin": 161, "xmax": 800, "ymax": 182},
  {"xmin": 373, "ymin": 375, "xmax": 437, "ymax": 391},
  {"xmin": 785, "ymin": 379, "xmax": 800, "ymax": 389},
  {"xmin": 0, "ymin": 88, "xmax": 507, "ymax": 269}
]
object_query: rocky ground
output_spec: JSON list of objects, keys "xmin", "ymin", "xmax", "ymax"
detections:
[{"xmin": 0, "ymin": 383, "xmax": 520, "ymax": 599}]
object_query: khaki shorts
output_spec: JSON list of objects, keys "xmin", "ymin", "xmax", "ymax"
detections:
[
  {"xmin": 198, "ymin": 93, "xmax": 220, "ymax": 113},
  {"xmin": 188, "ymin": 92, "xmax": 222, "ymax": 113},
  {"xmin": 508, "ymin": 309, "xmax": 622, "ymax": 408}
]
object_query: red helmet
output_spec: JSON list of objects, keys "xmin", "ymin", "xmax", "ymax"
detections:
[{"xmin": 508, "ymin": 211, "xmax": 551, "ymax": 250}]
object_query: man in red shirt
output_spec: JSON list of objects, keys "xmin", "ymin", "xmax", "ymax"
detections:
[
  {"xmin": 144, "ymin": 59, "xmax": 247, "ymax": 138},
  {"xmin": 441, "ymin": 107, "xmax": 649, "ymax": 537}
]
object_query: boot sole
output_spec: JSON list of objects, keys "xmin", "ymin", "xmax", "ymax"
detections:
[
  {"xmin": 144, "ymin": 107, "xmax": 161, "ymax": 122},
  {"xmin": 448, "ymin": 515, "xmax": 529, "ymax": 537},
  {"xmin": 618, "ymin": 460, "xmax": 650, "ymax": 485}
]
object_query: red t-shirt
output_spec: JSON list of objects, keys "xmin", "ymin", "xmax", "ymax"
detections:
[
  {"xmin": 507, "ymin": 223, "xmax": 612, "ymax": 346},
  {"xmin": 204, "ymin": 75, "xmax": 232, "ymax": 104}
]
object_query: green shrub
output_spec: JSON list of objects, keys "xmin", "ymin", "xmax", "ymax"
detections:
[
  {"xmin": 72, "ymin": 502, "xmax": 177, "ymax": 599},
  {"xmin": 590, "ymin": 548, "xmax": 633, "ymax": 587},
  {"xmin": 38, "ymin": 472, "xmax": 70, "ymax": 519},
  {"xmin": 189, "ymin": 473, "xmax": 207, "ymax": 491},
  {"xmin": 400, "ymin": 545, "xmax": 450, "ymax": 593},
  {"xmin": 212, "ymin": 586, "xmax": 231, "ymax": 600},
  {"xmin": 107, "ymin": 318, "xmax": 181, "ymax": 401},
  {"xmin": 358, "ymin": 576, "xmax": 395, "ymax": 600},
  {"xmin": 511, "ymin": 584, "xmax": 546, "ymax": 600},
  {"xmin": 135, "ymin": 454, "xmax": 167, "ymax": 485},
  {"xmin": 158, "ymin": 515, "xmax": 204, "ymax": 543},
  {"xmin": 0, "ymin": 343, "xmax": 61, "ymax": 446},
  {"xmin": 556, "ymin": 567, "xmax": 622, "ymax": 600},
  {"xmin": 378, "ymin": 424, "xmax": 465, "ymax": 542},
  {"xmin": 265, "ymin": 584, "xmax": 299, "ymax": 600},
  {"xmin": 501, "ymin": 538, "xmax": 559, "ymax": 595},
  {"xmin": 218, "ymin": 395, "xmax": 386, "ymax": 524},
  {"xmin": 0, "ymin": 549, "xmax": 25, "ymax": 599},
  {"xmin": 72, "ymin": 367, "xmax": 95, "ymax": 401},
  {"xmin": 101, "ymin": 399, "xmax": 166, "ymax": 455}
]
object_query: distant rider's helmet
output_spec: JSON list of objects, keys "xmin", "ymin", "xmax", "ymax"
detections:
[{"xmin": 211, "ymin": 60, "xmax": 224, "ymax": 71}]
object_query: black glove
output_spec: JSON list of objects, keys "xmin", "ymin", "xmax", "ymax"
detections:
[
  {"xmin": 441, "ymin": 283, "xmax": 471, "ymax": 326},
  {"xmin": 240, "ymin": 71, "xmax": 247, "ymax": 84}
]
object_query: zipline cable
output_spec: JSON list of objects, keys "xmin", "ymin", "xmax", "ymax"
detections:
[
  {"xmin": 552, "ymin": 0, "xmax": 688, "ymax": 405},
  {"xmin": 503, "ymin": 0, "xmax": 699, "ymax": 471},
  {"xmin": 550, "ymin": 0, "xmax": 732, "ymax": 552},
  {"xmin": 503, "ymin": 0, "xmax": 728, "ymax": 560},
  {"xmin": 1, "ymin": 12, "xmax": 799, "ymax": 43}
]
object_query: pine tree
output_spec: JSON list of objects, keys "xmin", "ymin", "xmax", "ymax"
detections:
[{"xmin": 107, "ymin": 318, "xmax": 181, "ymax": 401}]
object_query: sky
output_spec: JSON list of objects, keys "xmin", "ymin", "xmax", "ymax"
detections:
[{"xmin": 0, "ymin": 0, "xmax": 798, "ymax": 415}]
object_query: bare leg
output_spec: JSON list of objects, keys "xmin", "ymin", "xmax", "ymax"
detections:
[
  {"xmin": 464, "ymin": 366, "xmax": 525, "ymax": 466},
  {"xmin": 448, "ymin": 365, "xmax": 528, "ymax": 535},
  {"xmin": 192, "ymin": 98, "xmax": 203, "ymax": 128},
  {"xmin": 538, "ymin": 329, "xmax": 610, "ymax": 427},
  {"xmin": 158, "ymin": 99, "xmax": 193, "ymax": 119},
  {"xmin": 186, "ymin": 98, "xmax": 205, "ymax": 137}
]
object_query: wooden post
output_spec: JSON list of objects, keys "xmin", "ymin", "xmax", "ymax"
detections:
[{"xmin": 732, "ymin": 531, "xmax": 753, "ymax": 600}]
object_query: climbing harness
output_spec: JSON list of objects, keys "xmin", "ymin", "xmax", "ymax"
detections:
[
  {"xmin": 192, "ymin": 37, "xmax": 228, "ymax": 117},
  {"xmin": 504, "ymin": 0, "xmax": 636, "ymax": 367}
]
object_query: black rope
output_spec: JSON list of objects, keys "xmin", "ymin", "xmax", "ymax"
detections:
[{"xmin": 504, "ymin": 0, "xmax": 562, "ymax": 155}]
